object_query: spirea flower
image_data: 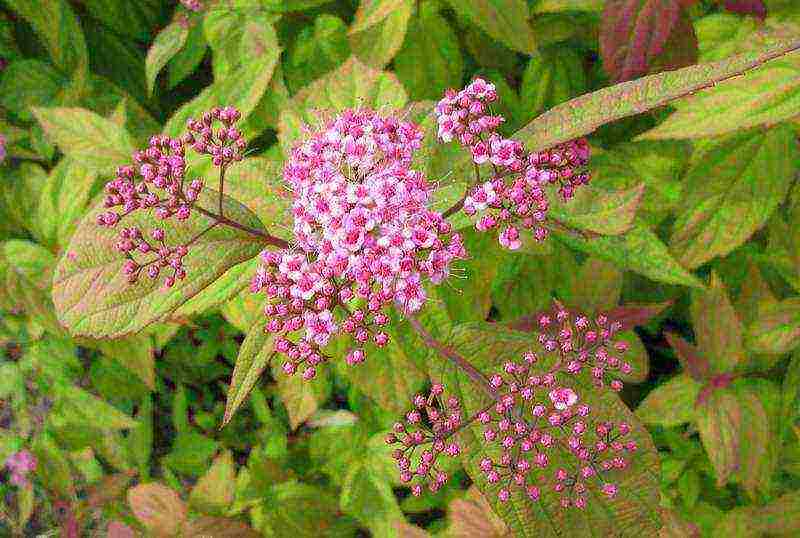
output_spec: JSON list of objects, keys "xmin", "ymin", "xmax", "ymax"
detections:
[
  {"xmin": 252, "ymin": 108, "xmax": 466, "ymax": 379},
  {"xmin": 96, "ymin": 106, "xmax": 243, "ymax": 286},
  {"xmin": 5, "ymin": 450, "xmax": 36, "ymax": 487},
  {"xmin": 385, "ymin": 384, "xmax": 463, "ymax": 495},
  {"xmin": 476, "ymin": 359, "xmax": 635, "ymax": 508},
  {"xmin": 0, "ymin": 134, "xmax": 6, "ymax": 164},
  {"xmin": 435, "ymin": 78, "xmax": 591, "ymax": 249}
]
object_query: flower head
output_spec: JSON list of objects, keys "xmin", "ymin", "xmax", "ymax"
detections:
[
  {"xmin": 97, "ymin": 106, "xmax": 244, "ymax": 287},
  {"xmin": 5, "ymin": 450, "xmax": 36, "ymax": 487},
  {"xmin": 253, "ymin": 108, "xmax": 466, "ymax": 378},
  {"xmin": 436, "ymin": 78, "xmax": 592, "ymax": 249}
]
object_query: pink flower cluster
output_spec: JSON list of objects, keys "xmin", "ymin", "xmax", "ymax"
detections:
[
  {"xmin": 180, "ymin": 0, "xmax": 203, "ymax": 11},
  {"xmin": 477, "ymin": 359, "xmax": 636, "ymax": 508},
  {"xmin": 252, "ymin": 108, "xmax": 466, "ymax": 379},
  {"xmin": 435, "ymin": 78, "xmax": 591, "ymax": 250},
  {"xmin": 96, "ymin": 106, "xmax": 243, "ymax": 286},
  {"xmin": 0, "ymin": 133, "xmax": 6, "ymax": 164},
  {"xmin": 535, "ymin": 305, "xmax": 632, "ymax": 392},
  {"xmin": 385, "ymin": 383, "xmax": 463, "ymax": 496},
  {"xmin": 5, "ymin": 450, "xmax": 36, "ymax": 487}
]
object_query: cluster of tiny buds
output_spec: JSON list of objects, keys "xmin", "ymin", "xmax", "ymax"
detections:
[
  {"xmin": 96, "ymin": 106, "xmax": 243, "ymax": 288},
  {"xmin": 477, "ymin": 361, "xmax": 636, "ymax": 508},
  {"xmin": 435, "ymin": 78, "xmax": 591, "ymax": 250},
  {"xmin": 536, "ymin": 305, "xmax": 631, "ymax": 392},
  {"xmin": 185, "ymin": 106, "xmax": 245, "ymax": 167},
  {"xmin": 180, "ymin": 0, "xmax": 203, "ymax": 12},
  {"xmin": 4, "ymin": 450, "xmax": 36, "ymax": 487},
  {"xmin": 385, "ymin": 383, "xmax": 463, "ymax": 496}
]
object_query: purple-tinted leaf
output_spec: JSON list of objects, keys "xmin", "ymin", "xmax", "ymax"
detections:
[
  {"xmin": 514, "ymin": 36, "xmax": 800, "ymax": 154},
  {"xmin": 600, "ymin": 0, "xmax": 698, "ymax": 82},
  {"xmin": 745, "ymin": 297, "xmax": 800, "ymax": 354},
  {"xmin": 690, "ymin": 273, "xmax": 745, "ymax": 374},
  {"xmin": 665, "ymin": 332, "xmax": 710, "ymax": 381},
  {"xmin": 723, "ymin": 0, "xmax": 766, "ymax": 19},
  {"xmin": 696, "ymin": 388, "xmax": 742, "ymax": 487},
  {"xmin": 668, "ymin": 126, "xmax": 797, "ymax": 269},
  {"xmin": 605, "ymin": 301, "xmax": 672, "ymax": 331},
  {"xmin": 636, "ymin": 373, "xmax": 701, "ymax": 427},
  {"xmin": 127, "ymin": 483, "xmax": 187, "ymax": 536}
]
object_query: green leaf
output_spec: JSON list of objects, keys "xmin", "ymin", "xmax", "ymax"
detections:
[
  {"xmin": 1, "ymin": 0, "xmax": 88, "ymax": 76},
  {"xmin": 745, "ymin": 297, "xmax": 800, "ymax": 354},
  {"xmin": 278, "ymin": 56, "xmax": 408, "ymax": 153},
  {"xmin": 82, "ymin": 0, "xmax": 163, "ymax": 42},
  {"xmin": 340, "ymin": 462, "xmax": 405, "ymax": 537},
  {"xmin": 696, "ymin": 388, "xmax": 741, "ymax": 487},
  {"xmin": 3, "ymin": 239, "xmax": 63, "ymax": 335},
  {"xmin": 260, "ymin": 482, "xmax": 341, "ymax": 537},
  {"xmin": 36, "ymin": 158, "xmax": 100, "ymax": 250},
  {"xmin": 83, "ymin": 19, "xmax": 148, "ymax": 106},
  {"xmin": 172, "ymin": 258, "xmax": 256, "ymax": 319},
  {"xmin": 163, "ymin": 431, "xmax": 219, "ymax": 476},
  {"xmin": 437, "ymin": 323, "xmax": 662, "ymax": 537},
  {"xmin": 167, "ymin": 16, "xmax": 208, "ymax": 90},
  {"xmin": 669, "ymin": 126, "xmax": 797, "ymax": 269},
  {"xmin": 146, "ymin": 20, "xmax": 189, "ymax": 96},
  {"xmin": 730, "ymin": 379, "xmax": 779, "ymax": 497},
  {"xmin": 349, "ymin": 0, "xmax": 413, "ymax": 68},
  {"xmin": 32, "ymin": 107, "xmax": 135, "ymax": 173},
  {"xmin": 92, "ymin": 334, "xmax": 156, "ymax": 390},
  {"xmin": 189, "ymin": 450, "xmax": 235, "ymax": 515},
  {"xmin": 52, "ymin": 383, "xmax": 137, "ymax": 430},
  {"xmin": 514, "ymin": 36, "xmax": 800, "ymax": 154},
  {"xmin": 690, "ymin": 273, "xmax": 745, "ymax": 374},
  {"xmin": 520, "ymin": 47, "xmax": 587, "ymax": 121},
  {"xmin": 285, "ymin": 14, "xmax": 350, "ymax": 93},
  {"xmin": 349, "ymin": 0, "xmax": 408, "ymax": 34},
  {"xmin": 336, "ymin": 338, "xmax": 427, "ymax": 414},
  {"xmin": 0, "ymin": 59, "xmax": 68, "ymax": 122},
  {"xmin": 394, "ymin": 2, "xmax": 464, "ymax": 101},
  {"xmin": 588, "ymin": 140, "xmax": 689, "ymax": 225},
  {"xmin": 31, "ymin": 433, "xmax": 74, "ymax": 498},
  {"xmin": 271, "ymin": 361, "xmax": 332, "ymax": 430},
  {"xmin": 52, "ymin": 188, "xmax": 267, "ymax": 338},
  {"xmin": 551, "ymin": 183, "xmax": 644, "ymax": 236},
  {"xmin": 640, "ymin": 44, "xmax": 800, "ymax": 138},
  {"xmin": 443, "ymin": 0, "xmax": 537, "ymax": 54},
  {"xmin": 223, "ymin": 318, "xmax": 273, "ymax": 426},
  {"xmin": 163, "ymin": 20, "xmax": 280, "ymax": 138},
  {"xmin": 555, "ymin": 220, "xmax": 704, "ymax": 288},
  {"xmin": 636, "ymin": 374, "xmax": 701, "ymax": 427}
]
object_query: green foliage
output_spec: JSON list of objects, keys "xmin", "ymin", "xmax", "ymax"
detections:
[{"xmin": 2, "ymin": 0, "xmax": 800, "ymax": 536}]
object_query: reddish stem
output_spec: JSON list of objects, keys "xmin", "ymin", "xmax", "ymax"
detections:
[{"xmin": 407, "ymin": 315, "xmax": 496, "ymax": 399}]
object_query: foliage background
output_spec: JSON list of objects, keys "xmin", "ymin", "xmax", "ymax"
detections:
[{"xmin": 0, "ymin": 0, "xmax": 799, "ymax": 536}]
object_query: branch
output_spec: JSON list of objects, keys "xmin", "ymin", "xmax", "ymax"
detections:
[
  {"xmin": 407, "ymin": 315, "xmax": 496, "ymax": 399},
  {"xmin": 192, "ymin": 204, "xmax": 290, "ymax": 249}
]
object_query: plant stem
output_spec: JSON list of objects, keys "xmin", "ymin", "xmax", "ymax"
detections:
[
  {"xmin": 407, "ymin": 315, "xmax": 496, "ymax": 399},
  {"xmin": 218, "ymin": 164, "xmax": 227, "ymax": 216},
  {"xmin": 192, "ymin": 205, "xmax": 290, "ymax": 249}
]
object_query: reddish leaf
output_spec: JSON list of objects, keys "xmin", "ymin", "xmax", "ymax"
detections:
[
  {"xmin": 723, "ymin": 0, "xmax": 766, "ymax": 19},
  {"xmin": 600, "ymin": 0, "xmax": 698, "ymax": 82},
  {"xmin": 665, "ymin": 332, "xmax": 710, "ymax": 381},
  {"xmin": 605, "ymin": 301, "xmax": 673, "ymax": 331}
]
